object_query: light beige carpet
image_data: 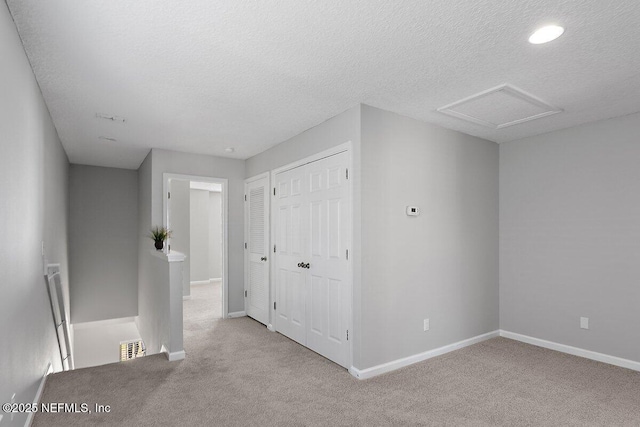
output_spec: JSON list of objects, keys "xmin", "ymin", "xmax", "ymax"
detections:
[
  {"xmin": 183, "ymin": 280, "xmax": 222, "ymax": 330},
  {"xmin": 34, "ymin": 316, "xmax": 640, "ymax": 426}
]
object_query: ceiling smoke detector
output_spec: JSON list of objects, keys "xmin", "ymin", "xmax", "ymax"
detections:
[{"xmin": 529, "ymin": 25, "xmax": 565, "ymax": 44}]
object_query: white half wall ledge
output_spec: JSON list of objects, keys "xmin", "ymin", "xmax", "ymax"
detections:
[
  {"xmin": 227, "ymin": 311, "xmax": 246, "ymax": 318},
  {"xmin": 150, "ymin": 249, "xmax": 186, "ymax": 263},
  {"xmin": 72, "ymin": 316, "xmax": 138, "ymax": 330},
  {"xmin": 499, "ymin": 330, "xmax": 640, "ymax": 372},
  {"xmin": 349, "ymin": 330, "xmax": 500, "ymax": 380}
]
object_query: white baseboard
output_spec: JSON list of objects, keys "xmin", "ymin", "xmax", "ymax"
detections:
[
  {"xmin": 167, "ymin": 351, "xmax": 185, "ymax": 361},
  {"xmin": 499, "ymin": 330, "xmax": 640, "ymax": 372},
  {"xmin": 209, "ymin": 277, "xmax": 222, "ymax": 282},
  {"xmin": 190, "ymin": 280, "xmax": 210, "ymax": 286},
  {"xmin": 26, "ymin": 362, "xmax": 52, "ymax": 426},
  {"xmin": 161, "ymin": 345, "xmax": 185, "ymax": 361},
  {"xmin": 227, "ymin": 311, "xmax": 246, "ymax": 318},
  {"xmin": 182, "ymin": 295, "xmax": 191, "ymax": 300},
  {"xmin": 349, "ymin": 330, "xmax": 500, "ymax": 380}
]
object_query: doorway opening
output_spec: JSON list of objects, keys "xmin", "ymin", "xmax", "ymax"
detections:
[{"xmin": 163, "ymin": 174, "xmax": 228, "ymax": 332}]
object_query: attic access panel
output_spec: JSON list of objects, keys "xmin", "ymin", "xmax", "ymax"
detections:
[{"xmin": 437, "ymin": 84, "xmax": 562, "ymax": 129}]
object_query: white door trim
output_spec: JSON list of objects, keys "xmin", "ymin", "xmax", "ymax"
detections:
[
  {"xmin": 163, "ymin": 173, "xmax": 229, "ymax": 319},
  {"xmin": 270, "ymin": 142, "xmax": 352, "ymax": 176},
  {"xmin": 269, "ymin": 141, "xmax": 353, "ymax": 368}
]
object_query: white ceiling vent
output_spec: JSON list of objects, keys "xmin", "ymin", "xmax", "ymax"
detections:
[{"xmin": 437, "ymin": 84, "xmax": 562, "ymax": 129}]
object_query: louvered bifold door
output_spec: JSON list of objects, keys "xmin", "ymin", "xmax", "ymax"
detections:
[{"xmin": 245, "ymin": 176, "xmax": 270, "ymax": 325}]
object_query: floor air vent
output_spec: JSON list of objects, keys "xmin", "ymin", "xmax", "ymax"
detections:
[{"xmin": 120, "ymin": 340, "xmax": 146, "ymax": 361}]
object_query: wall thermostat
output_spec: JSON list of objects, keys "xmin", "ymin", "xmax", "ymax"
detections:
[{"xmin": 406, "ymin": 206, "xmax": 420, "ymax": 216}]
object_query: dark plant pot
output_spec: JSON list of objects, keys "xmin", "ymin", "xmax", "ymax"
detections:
[{"xmin": 154, "ymin": 240, "xmax": 164, "ymax": 250}]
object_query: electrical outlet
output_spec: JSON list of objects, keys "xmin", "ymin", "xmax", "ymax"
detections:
[
  {"xmin": 423, "ymin": 318, "xmax": 430, "ymax": 331},
  {"xmin": 580, "ymin": 317, "xmax": 589, "ymax": 330}
]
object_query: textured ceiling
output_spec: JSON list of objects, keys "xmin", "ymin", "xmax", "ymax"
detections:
[{"xmin": 7, "ymin": 0, "xmax": 640, "ymax": 169}]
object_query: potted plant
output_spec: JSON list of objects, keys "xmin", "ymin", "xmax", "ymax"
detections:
[{"xmin": 149, "ymin": 226, "xmax": 171, "ymax": 251}]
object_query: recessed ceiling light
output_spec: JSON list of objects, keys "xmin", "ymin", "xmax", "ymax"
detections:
[
  {"xmin": 224, "ymin": 147, "xmax": 235, "ymax": 153},
  {"xmin": 98, "ymin": 136, "xmax": 117, "ymax": 142},
  {"xmin": 529, "ymin": 25, "xmax": 565, "ymax": 44}
]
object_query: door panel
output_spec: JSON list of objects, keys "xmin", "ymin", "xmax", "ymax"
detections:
[
  {"xmin": 310, "ymin": 200, "xmax": 322, "ymax": 257},
  {"xmin": 310, "ymin": 274, "xmax": 325, "ymax": 336},
  {"xmin": 274, "ymin": 167, "xmax": 307, "ymax": 345},
  {"xmin": 245, "ymin": 176, "xmax": 270, "ymax": 325},
  {"xmin": 327, "ymin": 278, "xmax": 343, "ymax": 344},
  {"xmin": 304, "ymin": 152, "xmax": 350, "ymax": 368},
  {"xmin": 328, "ymin": 199, "xmax": 341, "ymax": 259}
]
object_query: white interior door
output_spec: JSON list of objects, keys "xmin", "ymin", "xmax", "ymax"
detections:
[
  {"xmin": 274, "ymin": 166, "xmax": 307, "ymax": 345},
  {"xmin": 273, "ymin": 150, "xmax": 351, "ymax": 368},
  {"xmin": 245, "ymin": 176, "xmax": 270, "ymax": 325},
  {"xmin": 304, "ymin": 152, "xmax": 351, "ymax": 368}
]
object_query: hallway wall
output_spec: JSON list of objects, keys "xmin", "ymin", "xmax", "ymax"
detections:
[
  {"xmin": 69, "ymin": 165, "xmax": 138, "ymax": 323},
  {"xmin": 0, "ymin": 2, "xmax": 70, "ymax": 423},
  {"xmin": 358, "ymin": 105, "xmax": 499, "ymax": 369},
  {"xmin": 500, "ymin": 112, "xmax": 640, "ymax": 363},
  {"xmin": 190, "ymin": 189, "xmax": 210, "ymax": 282}
]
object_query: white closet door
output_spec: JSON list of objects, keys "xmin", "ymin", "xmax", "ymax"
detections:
[
  {"xmin": 273, "ymin": 150, "xmax": 351, "ymax": 368},
  {"xmin": 304, "ymin": 151, "xmax": 351, "ymax": 368},
  {"xmin": 245, "ymin": 176, "xmax": 270, "ymax": 325},
  {"xmin": 274, "ymin": 166, "xmax": 307, "ymax": 345}
]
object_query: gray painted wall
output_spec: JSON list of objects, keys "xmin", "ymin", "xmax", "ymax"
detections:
[
  {"xmin": 209, "ymin": 192, "xmax": 223, "ymax": 279},
  {"xmin": 150, "ymin": 149, "xmax": 245, "ymax": 312},
  {"xmin": 168, "ymin": 180, "xmax": 190, "ymax": 296},
  {"xmin": 190, "ymin": 189, "xmax": 210, "ymax": 282},
  {"xmin": 245, "ymin": 105, "xmax": 361, "ymax": 177},
  {"xmin": 69, "ymin": 165, "xmax": 138, "ymax": 323},
  {"xmin": 500, "ymin": 112, "xmax": 640, "ymax": 363},
  {"xmin": 0, "ymin": 2, "xmax": 70, "ymax": 423},
  {"xmin": 359, "ymin": 105, "xmax": 499, "ymax": 369},
  {"xmin": 144, "ymin": 252, "xmax": 185, "ymax": 356},
  {"xmin": 136, "ymin": 152, "xmax": 157, "ymax": 354}
]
